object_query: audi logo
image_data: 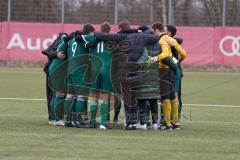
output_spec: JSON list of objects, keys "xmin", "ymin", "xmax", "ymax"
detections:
[{"xmin": 219, "ymin": 36, "xmax": 240, "ymax": 56}]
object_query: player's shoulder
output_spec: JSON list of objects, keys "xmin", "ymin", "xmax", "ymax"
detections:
[
  {"xmin": 160, "ymin": 35, "xmax": 169, "ymax": 43},
  {"xmin": 162, "ymin": 35, "xmax": 177, "ymax": 44},
  {"xmin": 162, "ymin": 34, "xmax": 174, "ymax": 40}
]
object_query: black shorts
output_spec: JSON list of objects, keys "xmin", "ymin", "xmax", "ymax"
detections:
[{"xmin": 160, "ymin": 69, "xmax": 176, "ymax": 100}]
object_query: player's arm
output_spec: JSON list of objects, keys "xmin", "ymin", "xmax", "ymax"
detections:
[
  {"xmin": 174, "ymin": 37, "xmax": 183, "ymax": 45},
  {"xmin": 147, "ymin": 37, "xmax": 171, "ymax": 65},
  {"xmin": 94, "ymin": 32, "xmax": 126, "ymax": 43},
  {"xmin": 78, "ymin": 34, "xmax": 99, "ymax": 48},
  {"xmin": 42, "ymin": 47, "xmax": 57, "ymax": 59},
  {"xmin": 143, "ymin": 34, "xmax": 159, "ymax": 45},
  {"xmin": 170, "ymin": 38, "xmax": 186, "ymax": 61},
  {"xmin": 42, "ymin": 39, "xmax": 60, "ymax": 58},
  {"xmin": 56, "ymin": 41, "xmax": 67, "ymax": 60},
  {"xmin": 85, "ymin": 39, "xmax": 99, "ymax": 48},
  {"xmin": 57, "ymin": 41, "xmax": 66, "ymax": 52},
  {"xmin": 157, "ymin": 38, "xmax": 171, "ymax": 61}
]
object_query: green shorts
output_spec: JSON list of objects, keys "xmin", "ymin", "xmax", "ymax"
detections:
[
  {"xmin": 91, "ymin": 65, "xmax": 113, "ymax": 93},
  {"xmin": 48, "ymin": 59, "xmax": 66, "ymax": 92},
  {"xmin": 66, "ymin": 69, "xmax": 90, "ymax": 96}
]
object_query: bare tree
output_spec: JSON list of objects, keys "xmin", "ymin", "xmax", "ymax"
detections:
[
  {"xmin": 204, "ymin": 0, "xmax": 221, "ymax": 26},
  {"xmin": 9, "ymin": 0, "xmax": 60, "ymax": 23},
  {"xmin": 1, "ymin": 0, "xmax": 239, "ymax": 26},
  {"xmin": 149, "ymin": 0, "xmax": 154, "ymax": 24},
  {"xmin": 161, "ymin": 0, "xmax": 167, "ymax": 25}
]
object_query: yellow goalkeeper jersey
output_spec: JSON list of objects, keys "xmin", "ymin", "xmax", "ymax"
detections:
[{"xmin": 157, "ymin": 34, "xmax": 187, "ymax": 65}]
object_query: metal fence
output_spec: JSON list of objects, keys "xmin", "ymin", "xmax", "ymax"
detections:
[{"xmin": 0, "ymin": 0, "xmax": 240, "ymax": 26}]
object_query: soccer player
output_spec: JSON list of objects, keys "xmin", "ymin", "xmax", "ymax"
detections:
[
  {"xmin": 165, "ymin": 24, "xmax": 184, "ymax": 125},
  {"xmin": 149, "ymin": 22, "xmax": 186, "ymax": 130},
  {"xmin": 136, "ymin": 25, "xmax": 160, "ymax": 130},
  {"xmin": 92, "ymin": 20, "xmax": 160, "ymax": 130},
  {"xmin": 82, "ymin": 22, "xmax": 114, "ymax": 130},
  {"xmin": 58, "ymin": 24, "xmax": 95, "ymax": 128},
  {"xmin": 42, "ymin": 32, "xmax": 67, "ymax": 125}
]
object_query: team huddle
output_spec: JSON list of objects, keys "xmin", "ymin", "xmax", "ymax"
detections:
[{"xmin": 42, "ymin": 20, "xmax": 187, "ymax": 130}]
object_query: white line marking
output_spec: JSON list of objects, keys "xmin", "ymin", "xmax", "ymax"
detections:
[
  {"xmin": 184, "ymin": 72, "xmax": 240, "ymax": 76},
  {"xmin": 184, "ymin": 103, "xmax": 240, "ymax": 108},
  {"xmin": 0, "ymin": 97, "xmax": 45, "ymax": 101},
  {"xmin": 190, "ymin": 120, "xmax": 240, "ymax": 125},
  {"xmin": 0, "ymin": 71, "xmax": 42, "ymax": 74},
  {"xmin": 0, "ymin": 97, "xmax": 240, "ymax": 108}
]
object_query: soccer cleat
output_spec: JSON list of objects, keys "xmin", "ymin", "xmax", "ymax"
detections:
[
  {"xmin": 136, "ymin": 123, "xmax": 147, "ymax": 130},
  {"xmin": 48, "ymin": 120, "xmax": 54, "ymax": 125},
  {"xmin": 131, "ymin": 124, "xmax": 137, "ymax": 130},
  {"xmin": 152, "ymin": 123, "xmax": 159, "ymax": 130},
  {"xmin": 64, "ymin": 121, "xmax": 75, "ymax": 127},
  {"xmin": 160, "ymin": 123, "xmax": 172, "ymax": 130},
  {"xmin": 124, "ymin": 124, "xmax": 132, "ymax": 130},
  {"xmin": 99, "ymin": 125, "xmax": 107, "ymax": 130},
  {"xmin": 136, "ymin": 123, "xmax": 141, "ymax": 129},
  {"xmin": 52, "ymin": 120, "xmax": 65, "ymax": 126},
  {"xmin": 74, "ymin": 121, "xmax": 89, "ymax": 128},
  {"xmin": 172, "ymin": 123, "xmax": 181, "ymax": 130}
]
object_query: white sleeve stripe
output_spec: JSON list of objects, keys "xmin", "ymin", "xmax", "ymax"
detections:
[
  {"xmin": 84, "ymin": 42, "xmax": 89, "ymax": 48},
  {"xmin": 101, "ymin": 41, "xmax": 104, "ymax": 53},
  {"xmin": 97, "ymin": 43, "xmax": 100, "ymax": 53},
  {"xmin": 81, "ymin": 35, "xmax": 88, "ymax": 43}
]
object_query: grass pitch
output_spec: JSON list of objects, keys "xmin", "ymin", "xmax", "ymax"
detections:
[{"xmin": 0, "ymin": 68, "xmax": 240, "ymax": 160}]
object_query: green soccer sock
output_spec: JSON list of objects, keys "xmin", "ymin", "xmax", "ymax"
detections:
[
  {"xmin": 64, "ymin": 96, "xmax": 74, "ymax": 121},
  {"xmin": 76, "ymin": 96, "xmax": 87, "ymax": 121},
  {"xmin": 89, "ymin": 100, "xmax": 98, "ymax": 127},
  {"xmin": 50, "ymin": 94, "xmax": 56, "ymax": 121},
  {"xmin": 53, "ymin": 93, "xmax": 65, "ymax": 121},
  {"xmin": 71, "ymin": 97, "xmax": 77, "ymax": 121},
  {"xmin": 100, "ymin": 100, "xmax": 109, "ymax": 127}
]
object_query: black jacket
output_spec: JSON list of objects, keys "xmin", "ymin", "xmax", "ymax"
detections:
[
  {"xmin": 42, "ymin": 33, "xmax": 67, "ymax": 73},
  {"xmin": 94, "ymin": 29, "xmax": 159, "ymax": 62},
  {"xmin": 143, "ymin": 29, "xmax": 161, "ymax": 55}
]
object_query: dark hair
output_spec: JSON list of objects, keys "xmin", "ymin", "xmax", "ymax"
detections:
[
  {"xmin": 138, "ymin": 25, "xmax": 149, "ymax": 32},
  {"xmin": 118, "ymin": 20, "xmax": 130, "ymax": 31},
  {"xmin": 83, "ymin": 23, "xmax": 95, "ymax": 34},
  {"xmin": 166, "ymin": 24, "xmax": 177, "ymax": 37},
  {"xmin": 101, "ymin": 22, "xmax": 111, "ymax": 33},
  {"xmin": 151, "ymin": 22, "xmax": 164, "ymax": 32}
]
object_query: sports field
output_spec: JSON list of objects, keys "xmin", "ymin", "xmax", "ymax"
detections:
[{"xmin": 0, "ymin": 68, "xmax": 240, "ymax": 160}]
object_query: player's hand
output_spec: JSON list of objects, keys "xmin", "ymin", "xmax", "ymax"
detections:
[
  {"xmin": 147, "ymin": 56, "xmax": 158, "ymax": 65},
  {"xmin": 172, "ymin": 57, "xmax": 178, "ymax": 64},
  {"xmin": 57, "ymin": 52, "xmax": 65, "ymax": 60}
]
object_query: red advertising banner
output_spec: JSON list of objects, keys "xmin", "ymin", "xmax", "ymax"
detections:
[
  {"xmin": 0, "ymin": 22, "xmax": 239, "ymax": 66},
  {"xmin": 177, "ymin": 26, "xmax": 240, "ymax": 66}
]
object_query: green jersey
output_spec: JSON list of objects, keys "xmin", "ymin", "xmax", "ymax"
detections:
[
  {"xmin": 83, "ymin": 34, "xmax": 112, "ymax": 65},
  {"xmin": 57, "ymin": 36, "xmax": 91, "ymax": 95},
  {"xmin": 48, "ymin": 35, "xmax": 67, "ymax": 91},
  {"xmin": 48, "ymin": 35, "xmax": 67, "ymax": 74},
  {"xmin": 67, "ymin": 38, "xmax": 89, "ymax": 59},
  {"xmin": 58, "ymin": 37, "xmax": 89, "ymax": 77},
  {"xmin": 83, "ymin": 34, "xmax": 113, "ymax": 93}
]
